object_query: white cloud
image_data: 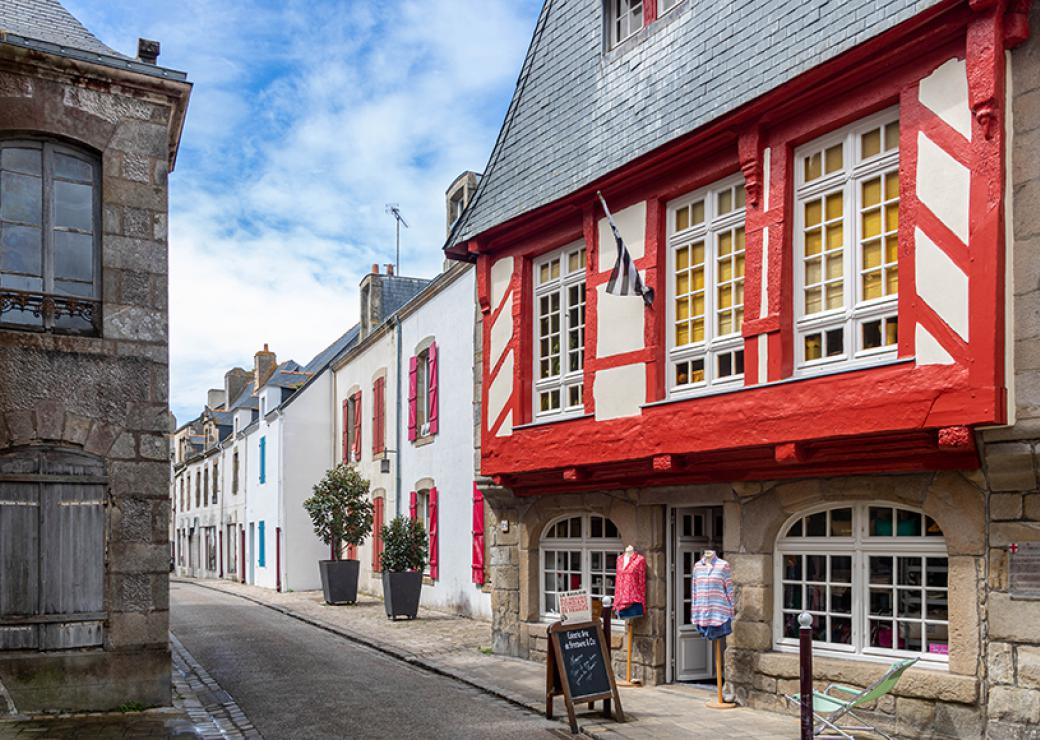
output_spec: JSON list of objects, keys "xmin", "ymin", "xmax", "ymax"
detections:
[{"xmin": 63, "ymin": 0, "xmax": 540, "ymax": 421}]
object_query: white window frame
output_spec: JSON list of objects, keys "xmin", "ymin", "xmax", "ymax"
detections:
[
  {"xmin": 666, "ymin": 173, "xmax": 747, "ymax": 397},
  {"xmin": 532, "ymin": 240, "xmax": 586, "ymax": 420},
  {"xmin": 774, "ymin": 502, "xmax": 949, "ymax": 667},
  {"xmin": 416, "ymin": 349, "xmax": 430, "ymax": 432},
  {"xmin": 658, "ymin": 0, "xmax": 682, "ymax": 16},
  {"xmin": 539, "ymin": 513, "xmax": 623, "ymax": 621},
  {"xmin": 415, "ymin": 488, "xmax": 432, "ymax": 576},
  {"xmin": 794, "ymin": 107, "xmax": 901, "ymax": 376},
  {"xmin": 608, "ymin": 0, "xmax": 644, "ymax": 47}
]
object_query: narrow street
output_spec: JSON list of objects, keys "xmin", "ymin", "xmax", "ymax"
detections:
[{"xmin": 170, "ymin": 582, "xmax": 565, "ymax": 739}]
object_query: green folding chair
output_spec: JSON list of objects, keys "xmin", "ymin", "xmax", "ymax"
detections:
[{"xmin": 785, "ymin": 657, "xmax": 918, "ymax": 739}]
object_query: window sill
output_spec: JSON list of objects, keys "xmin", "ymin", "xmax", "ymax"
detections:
[
  {"xmin": 514, "ymin": 413, "xmax": 592, "ymax": 432},
  {"xmin": 771, "ymin": 643, "xmax": 949, "ymax": 671},
  {"xmin": 413, "ymin": 434, "xmax": 435, "ymax": 448}
]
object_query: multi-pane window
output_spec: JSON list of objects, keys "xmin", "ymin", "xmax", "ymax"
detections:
[
  {"xmin": 232, "ymin": 450, "xmax": 239, "ymax": 495},
  {"xmin": 540, "ymin": 514, "xmax": 622, "ymax": 617},
  {"xmin": 659, "ymin": 0, "xmax": 682, "ymax": 13},
  {"xmin": 776, "ymin": 504, "xmax": 948, "ymax": 663},
  {"xmin": 668, "ymin": 177, "xmax": 746, "ymax": 394},
  {"xmin": 211, "ymin": 462, "xmax": 219, "ymax": 504},
  {"xmin": 609, "ymin": 0, "xmax": 644, "ymax": 47},
  {"xmin": 795, "ymin": 110, "xmax": 901, "ymax": 371},
  {"xmin": 533, "ymin": 242, "xmax": 586, "ymax": 418},
  {"xmin": 0, "ymin": 139, "xmax": 100, "ymax": 334}
]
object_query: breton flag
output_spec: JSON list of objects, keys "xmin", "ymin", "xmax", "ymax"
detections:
[{"xmin": 598, "ymin": 191, "xmax": 654, "ymax": 306}]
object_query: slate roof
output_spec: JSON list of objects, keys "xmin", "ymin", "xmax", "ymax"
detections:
[
  {"xmin": 266, "ymin": 361, "xmax": 309, "ymax": 390},
  {"xmin": 0, "ymin": 0, "xmax": 122, "ymax": 57},
  {"xmin": 448, "ymin": 0, "xmax": 942, "ymax": 248},
  {"xmin": 304, "ymin": 324, "xmax": 361, "ymax": 373}
]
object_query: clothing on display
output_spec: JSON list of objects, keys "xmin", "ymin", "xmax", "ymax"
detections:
[
  {"xmin": 696, "ymin": 619, "xmax": 732, "ymax": 640},
  {"xmin": 614, "ymin": 548, "xmax": 647, "ymax": 613},
  {"xmin": 690, "ymin": 552, "xmax": 734, "ymax": 628}
]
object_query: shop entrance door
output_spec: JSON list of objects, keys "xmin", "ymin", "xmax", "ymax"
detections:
[{"xmin": 673, "ymin": 507, "xmax": 724, "ymax": 681}]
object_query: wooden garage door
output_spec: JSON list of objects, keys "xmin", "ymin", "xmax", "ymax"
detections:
[{"xmin": 0, "ymin": 448, "xmax": 106, "ymax": 650}]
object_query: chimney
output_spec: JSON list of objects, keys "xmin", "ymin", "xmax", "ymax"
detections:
[
  {"xmin": 254, "ymin": 344, "xmax": 277, "ymax": 391},
  {"xmin": 206, "ymin": 388, "xmax": 225, "ymax": 409},
  {"xmin": 224, "ymin": 367, "xmax": 251, "ymax": 408},
  {"xmin": 385, "ymin": 263, "xmax": 394, "ymax": 276},
  {"xmin": 371, "ymin": 263, "xmax": 380, "ymax": 274},
  {"xmin": 137, "ymin": 38, "xmax": 160, "ymax": 65}
]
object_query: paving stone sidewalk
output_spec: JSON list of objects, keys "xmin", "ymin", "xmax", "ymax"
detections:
[
  {"xmin": 0, "ymin": 633, "xmax": 258, "ymax": 740},
  {"xmin": 181, "ymin": 577, "xmax": 799, "ymax": 739}
]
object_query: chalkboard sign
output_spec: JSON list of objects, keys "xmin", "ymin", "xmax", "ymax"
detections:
[
  {"xmin": 546, "ymin": 620, "xmax": 624, "ymax": 733},
  {"xmin": 558, "ymin": 625, "xmax": 611, "ymax": 699}
]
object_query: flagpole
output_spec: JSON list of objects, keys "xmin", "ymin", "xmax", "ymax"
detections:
[{"xmin": 597, "ymin": 191, "xmax": 654, "ymax": 307}]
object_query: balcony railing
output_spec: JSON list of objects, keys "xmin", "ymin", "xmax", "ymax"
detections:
[{"xmin": 0, "ymin": 288, "xmax": 100, "ymax": 336}]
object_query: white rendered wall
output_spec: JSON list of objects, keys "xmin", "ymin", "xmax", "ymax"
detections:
[{"xmin": 398, "ymin": 267, "xmax": 490, "ymax": 620}]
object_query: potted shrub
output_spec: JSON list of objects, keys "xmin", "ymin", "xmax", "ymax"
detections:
[
  {"xmin": 303, "ymin": 464, "xmax": 373, "ymax": 605},
  {"xmin": 380, "ymin": 515, "xmax": 427, "ymax": 620}
]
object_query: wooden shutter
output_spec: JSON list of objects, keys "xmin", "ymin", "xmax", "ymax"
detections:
[
  {"xmin": 347, "ymin": 399, "xmax": 355, "ymax": 461},
  {"xmin": 471, "ymin": 484, "xmax": 485, "ymax": 585},
  {"xmin": 409, "ymin": 490, "xmax": 417, "ymax": 520},
  {"xmin": 259, "ymin": 437, "xmax": 266, "ymax": 484},
  {"xmin": 428, "ymin": 487, "xmax": 439, "ymax": 581},
  {"xmin": 408, "ymin": 356, "xmax": 418, "ymax": 441},
  {"xmin": 428, "ymin": 342, "xmax": 439, "ymax": 435},
  {"xmin": 372, "ymin": 497, "xmax": 384, "ymax": 572},
  {"xmin": 0, "ymin": 481, "xmax": 40, "ymax": 649},
  {"xmin": 352, "ymin": 391, "xmax": 363, "ymax": 462},
  {"xmin": 373, "ymin": 377, "xmax": 385, "ymax": 455}
]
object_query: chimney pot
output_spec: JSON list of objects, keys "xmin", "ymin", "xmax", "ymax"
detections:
[
  {"xmin": 372, "ymin": 263, "xmax": 379, "ymax": 274},
  {"xmin": 386, "ymin": 264, "xmax": 394, "ymax": 276},
  {"xmin": 137, "ymin": 38, "xmax": 160, "ymax": 65}
]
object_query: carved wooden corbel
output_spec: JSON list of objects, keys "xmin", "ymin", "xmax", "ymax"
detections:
[
  {"xmin": 972, "ymin": 98, "xmax": 999, "ymax": 140},
  {"xmin": 737, "ymin": 125, "xmax": 763, "ymax": 209}
]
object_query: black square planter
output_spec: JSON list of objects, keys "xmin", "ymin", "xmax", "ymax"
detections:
[
  {"xmin": 319, "ymin": 559, "xmax": 360, "ymax": 605},
  {"xmin": 381, "ymin": 571, "xmax": 422, "ymax": 619}
]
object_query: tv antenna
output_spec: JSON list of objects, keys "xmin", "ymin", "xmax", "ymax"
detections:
[{"xmin": 385, "ymin": 203, "xmax": 409, "ymax": 275}]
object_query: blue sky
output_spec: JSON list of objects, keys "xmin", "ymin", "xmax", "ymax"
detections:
[{"xmin": 65, "ymin": 0, "xmax": 541, "ymax": 422}]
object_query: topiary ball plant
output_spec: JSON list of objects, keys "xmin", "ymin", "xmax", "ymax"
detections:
[
  {"xmin": 304, "ymin": 464, "xmax": 374, "ymax": 560},
  {"xmin": 380, "ymin": 515, "xmax": 428, "ymax": 573}
]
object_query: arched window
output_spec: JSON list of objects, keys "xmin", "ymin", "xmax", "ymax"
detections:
[
  {"xmin": 0, "ymin": 139, "xmax": 100, "ymax": 335},
  {"xmin": 775, "ymin": 503, "xmax": 948, "ymax": 663},
  {"xmin": 540, "ymin": 514, "xmax": 622, "ymax": 617}
]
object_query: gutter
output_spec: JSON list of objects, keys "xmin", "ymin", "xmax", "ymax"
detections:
[
  {"xmin": 394, "ymin": 316, "xmax": 403, "ymax": 518},
  {"xmin": 0, "ymin": 33, "xmax": 187, "ymax": 80}
]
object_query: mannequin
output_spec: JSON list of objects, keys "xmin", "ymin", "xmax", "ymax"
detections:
[
  {"xmin": 691, "ymin": 549, "xmax": 735, "ymax": 709},
  {"xmin": 614, "ymin": 545, "xmax": 647, "ymax": 686}
]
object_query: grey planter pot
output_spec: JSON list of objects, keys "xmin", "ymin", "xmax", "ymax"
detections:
[
  {"xmin": 319, "ymin": 559, "xmax": 359, "ymax": 605},
  {"xmin": 382, "ymin": 571, "xmax": 422, "ymax": 620}
]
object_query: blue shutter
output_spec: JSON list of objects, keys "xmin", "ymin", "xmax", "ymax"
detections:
[
  {"xmin": 259, "ymin": 437, "xmax": 266, "ymax": 484},
  {"xmin": 258, "ymin": 521, "xmax": 266, "ymax": 567}
]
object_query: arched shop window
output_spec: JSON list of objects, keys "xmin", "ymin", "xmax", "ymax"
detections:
[
  {"xmin": 775, "ymin": 503, "xmax": 949, "ymax": 663},
  {"xmin": 540, "ymin": 514, "xmax": 622, "ymax": 617}
]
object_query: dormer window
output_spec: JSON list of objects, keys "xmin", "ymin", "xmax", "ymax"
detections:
[
  {"xmin": 449, "ymin": 192, "xmax": 465, "ymax": 226},
  {"xmin": 609, "ymin": 0, "xmax": 644, "ymax": 47}
]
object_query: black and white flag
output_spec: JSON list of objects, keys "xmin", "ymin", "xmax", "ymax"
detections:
[{"xmin": 598, "ymin": 191, "xmax": 654, "ymax": 306}]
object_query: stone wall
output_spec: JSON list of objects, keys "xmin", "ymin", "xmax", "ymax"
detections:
[{"xmin": 0, "ymin": 47, "xmax": 187, "ymax": 712}]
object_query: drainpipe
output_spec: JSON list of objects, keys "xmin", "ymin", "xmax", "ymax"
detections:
[{"xmin": 394, "ymin": 316, "xmax": 403, "ymax": 518}]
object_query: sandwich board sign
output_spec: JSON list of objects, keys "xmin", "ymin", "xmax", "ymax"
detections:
[{"xmin": 545, "ymin": 620, "xmax": 624, "ymax": 734}]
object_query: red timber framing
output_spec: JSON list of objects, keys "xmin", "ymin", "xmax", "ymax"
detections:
[{"xmin": 460, "ymin": 1, "xmax": 1030, "ymax": 494}]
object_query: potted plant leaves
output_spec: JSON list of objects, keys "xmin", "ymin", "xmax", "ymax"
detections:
[
  {"xmin": 380, "ymin": 515, "xmax": 427, "ymax": 619},
  {"xmin": 303, "ymin": 464, "xmax": 373, "ymax": 605}
]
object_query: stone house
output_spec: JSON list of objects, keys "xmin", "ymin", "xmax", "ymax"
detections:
[
  {"xmin": 0, "ymin": 0, "xmax": 190, "ymax": 712},
  {"xmin": 445, "ymin": 0, "xmax": 1038, "ymax": 737}
]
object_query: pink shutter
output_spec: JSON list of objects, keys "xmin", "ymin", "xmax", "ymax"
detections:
[
  {"xmin": 373, "ymin": 377, "xmax": 385, "ymax": 455},
  {"xmin": 341, "ymin": 398, "xmax": 349, "ymax": 462},
  {"xmin": 472, "ymin": 484, "xmax": 485, "ymax": 585},
  {"xmin": 409, "ymin": 490, "xmax": 417, "ymax": 521},
  {"xmin": 408, "ymin": 356, "xmax": 418, "ymax": 441},
  {"xmin": 428, "ymin": 342, "xmax": 439, "ymax": 435},
  {"xmin": 429, "ymin": 487, "xmax": 439, "ymax": 581},
  {"xmin": 373, "ymin": 498, "xmax": 384, "ymax": 572},
  {"xmin": 352, "ymin": 391, "xmax": 362, "ymax": 461}
]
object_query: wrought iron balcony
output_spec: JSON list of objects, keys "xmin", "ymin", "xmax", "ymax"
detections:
[{"xmin": 0, "ymin": 288, "xmax": 100, "ymax": 336}]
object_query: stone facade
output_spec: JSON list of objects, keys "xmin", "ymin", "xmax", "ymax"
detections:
[{"xmin": 0, "ymin": 39, "xmax": 189, "ymax": 712}]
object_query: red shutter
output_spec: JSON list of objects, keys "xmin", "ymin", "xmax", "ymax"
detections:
[
  {"xmin": 428, "ymin": 487, "xmax": 439, "ymax": 581},
  {"xmin": 352, "ymin": 391, "xmax": 362, "ymax": 461},
  {"xmin": 428, "ymin": 342, "xmax": 439, "ymax": 435},
  {"xmin": 472, "ymin": 484, "xmax": 485, "ymax": 585},
  {"xmin": 409, "ymin": 490, "xmax": 417, "ymax": 520},
  {"xmin": 341, "ymin": 398, "xmax": 349, "ymax": 462},
  {"xmin": 373, "ymin": 497, "xmax": 384, "ymax": 572},
  {"xmin": 407, "ymin": 356, "xmax": 418, "ymax": 441},
  {"xmin": 373, "ymin": 377, "xmax": 385, "ymax": 455}
]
